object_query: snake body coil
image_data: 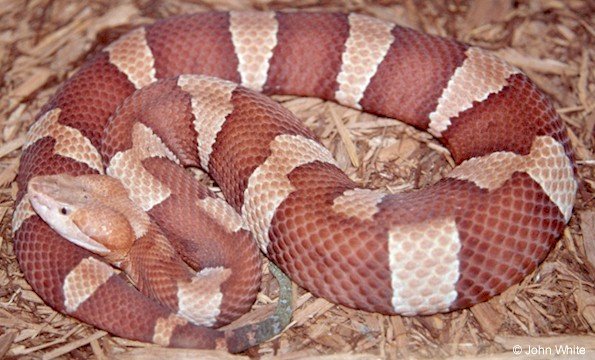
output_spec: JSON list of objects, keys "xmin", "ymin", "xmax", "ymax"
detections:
[{"xmin": 13, "ymin": 11, "xmax": 576, "ymax": 351}]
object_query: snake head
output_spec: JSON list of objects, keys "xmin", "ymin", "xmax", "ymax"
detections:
[{"xmin": 27, "ymin": 174, "xmax": 144, "ymax": 264}]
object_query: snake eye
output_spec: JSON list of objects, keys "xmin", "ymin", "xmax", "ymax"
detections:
[{"xmin": 60, "ymin": 207, "xmax": 69, "ymax": 215}]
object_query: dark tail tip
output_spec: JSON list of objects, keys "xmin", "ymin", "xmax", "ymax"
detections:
[{"xmin": 225, "ymin": 262, "xmax": 293, "ymax": 353}]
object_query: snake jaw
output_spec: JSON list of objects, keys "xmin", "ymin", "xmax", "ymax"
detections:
[{"xmin": 28, "ymin": 175, "xmax": 112, "ymax": 256}]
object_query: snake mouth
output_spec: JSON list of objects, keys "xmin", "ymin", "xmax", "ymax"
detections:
[{"xmin": 27, "ymin": 176, "xmax": 112, "ymax": 256}]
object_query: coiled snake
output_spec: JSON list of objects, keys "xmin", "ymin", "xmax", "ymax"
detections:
[{"xmin": 13, "ymin": 11, "xmax": 577, "ymax": 352}]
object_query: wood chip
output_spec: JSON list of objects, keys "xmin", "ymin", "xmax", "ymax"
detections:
[
  {"xmin": 292, "ymin": 298, "xmax": 336, "ymax": 327},
  {"xmin": 581, "ymin": 210, "xmax": 595, "ymax": 272},
  {"xmin": 0, "ymin": 331, "xmax": 16, "ymax": 359},
  {"xmin": 7, "ymin": 68, "xmax": 53, "ymax": 112},
  {"xmin": 328, "ymin": 104, "xmax": 360, "ymax": 167},
  {"xmin": 41, "ymin": 331, "xmax": 107, "ymax": 360},
  {"xmin": 464, "ymin": 0, "xmax": 512, "ymax": 30},
  {"xmin": 574, "ymin": 289, "xmax": 595, "ymax": 332},
  {"xmin": 577, "ymin": 49, "xmax": 591, "ymax": 110},
  {"xmin": 470, "ymin": 302, "xmax": 505, "ymax": 339},
  {"xmin": 495, "ymin": 48, "xmax": 579, "ymax": 76}
]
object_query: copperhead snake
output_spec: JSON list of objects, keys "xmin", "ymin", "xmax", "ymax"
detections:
[{"xmin": 12, "ymin": 11, "xmax": 577, "ymax": 352}]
